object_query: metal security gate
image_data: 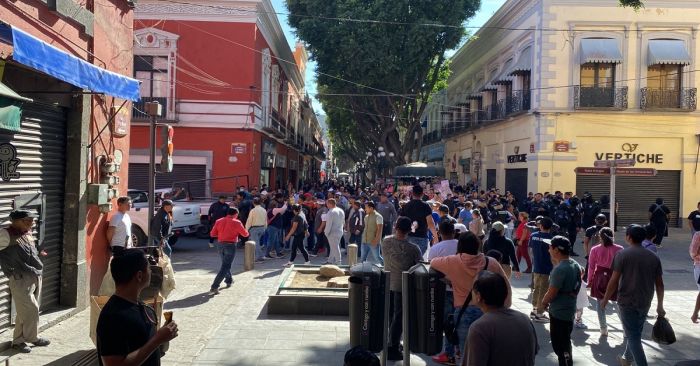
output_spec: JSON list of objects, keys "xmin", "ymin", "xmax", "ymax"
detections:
[
  {"xmin": 486, "ymin": 169, "xmax": 497, "ymax": 191},
  {"xmin": 0, "ymin": 102, "xmax": 67, "ymax": 329},
  {"xmin": 505, "ymin": 169, "xmax": 528, "ymax": 202},
  {"xmin": 576, "ymin": 170, "xmax": 681, "ymax": 227},
  {"xmin": 129, "ymin": 163, "xmax": 207, "ymax": 198}
]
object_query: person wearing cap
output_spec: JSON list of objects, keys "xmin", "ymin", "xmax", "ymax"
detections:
[
  {"xmin": 529, "ymin": 217, "xmax": 555, "ymax": 323},
  {"xmin": 584, "ymin": 214, "xmax": 607, "ymax": 257},
  {"xmin": 483, "ymin": 221, "xmax": 520, "ymax": 279},
  {"xmin": 437, "ymin": 204, "xmax": 457, "ymax": 226},
  {"xmin": 208, "ymin": 196, "xmax": 230, "ymax": 246},
  {"xmin": 538, "ymin": 236, "xmax": 582, "ymax": 366},
  {"xmin": 0, "ymin": 210, "xmax": 50, "ymax": 352},
  {"xmin": 107, "ymin": 196, "xmax": 134, "ymax": 254},
  {"xmin": 150, "ymin": 200, "xmax": 174, "ymax": 257}
]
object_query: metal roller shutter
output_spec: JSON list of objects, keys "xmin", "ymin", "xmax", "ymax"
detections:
[
  {"xmin": 576, "ymin": 171, "xmax": 681, "ymax": 228},
  {"xmin": 505, "ymin": 169, "xmax": 528, "ymax": 202},
  {"xmin": 0, "ymin": 102, "xmax": 67, "ymax": 329},
  {"xmin": 486, "ymin": 169, "xmax": 497, "ymax": 190},
  {"xmin": 128, "ymin": 163, "xmax": 207, "ymax": 198}
]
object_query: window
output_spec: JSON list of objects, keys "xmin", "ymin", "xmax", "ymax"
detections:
[
  {"xmin": 134, "ymin": 56, "xmax": 169, "ymax": 98},
  {"xmin": 647, "ymin": 64, "xmax": 681, "ymax": 90},
  {"xmin": 580, "ymin": 63, "xmax": 615, "ymax": 88}
]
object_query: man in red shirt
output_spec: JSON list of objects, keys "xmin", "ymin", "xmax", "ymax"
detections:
[{"xmin": 209, "ymin": 208, "xmax": 249, "ymax": 295}]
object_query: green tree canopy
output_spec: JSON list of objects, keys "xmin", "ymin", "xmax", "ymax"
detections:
[
  {"xmin": 619, "ymin": 0, "xmax": 643, "ymax": 9},
  {"xmin": 286, "ymin": 0, "xmax": 480, "ymax": 166}
]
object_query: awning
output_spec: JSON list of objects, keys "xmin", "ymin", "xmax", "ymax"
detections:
[
  {"xmin": 494, "ymin": 65, "xmax": 515, "ymax": 85},
  {"xmin": 393, "ymin": 162, "xmax": 445, "ymax": 178},
  {"xmin": 648, "ymin": 39, "xmax": 691, "ymax": 66},
  {"xmin": 580, "ymin": 38, "xmax": 623, "ymax": 64},
  {"xmin": 0, "ymin": 80, "xmax": 32, "ymax": 103},
  {"xmin": 0, "ymin": 24, "xmax": 140, "ymax": 101},
  {"xmin": 0, "ymin": 80, "xmax": 31, "ymax": 132},
  {"xmin": 509, "ymin": 46, "xmax": 532, "ymax": 75}
]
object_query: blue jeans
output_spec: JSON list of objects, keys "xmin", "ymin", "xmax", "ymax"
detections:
[
  {"xmin": 443, "ymin": 291, "xmax": 456, "ymax": 357},
  {"xmin": 360, "ymin": 243, "xmax": 383, "ymax": 265},
  {"xmin": 455, "ymin": 305, "xmax": 484, "ymax": 357},
  {"xmin": 153, "ymin": 238, "xmax": 172, "ymax": 258},
  {"xmin": 211, "ymin": 244, "xmax": 236, "ymax": 289},
  {"xmin": 248, "ymin": 227, "xmax": 266, "ymax": 260},
  {"xmin": 619, "ymin": 306, "xmax": 650, "ymax": 365},
  {"xmin": 407, "ymin": 235, "xmax": 429, "ymax": 255},
  {"xmin": 265, "ymin": 226, "xmax": 284, "ymax": 256}
]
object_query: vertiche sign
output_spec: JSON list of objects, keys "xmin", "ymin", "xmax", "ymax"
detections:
[{"xmin": 594, "ymin": 143, "xmax": 663, "ymax": 164}]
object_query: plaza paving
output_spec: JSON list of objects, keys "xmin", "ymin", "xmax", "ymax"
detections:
[{"xmin": 3, "ymin": 228, "xmax": 700, "ymax": 365}]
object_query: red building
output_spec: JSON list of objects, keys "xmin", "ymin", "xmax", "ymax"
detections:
[
  {"xmin": 130, "ymin": 0, "xmax": 324, "ymax": 198},
  {"xmin": 0, "ymin": 0, "xmax": 137, "ymax": 320}
]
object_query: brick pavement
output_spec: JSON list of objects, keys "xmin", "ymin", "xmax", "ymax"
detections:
[{"xmin": 3, "ymin": 229, "xmax": 700, "ymax": 365}]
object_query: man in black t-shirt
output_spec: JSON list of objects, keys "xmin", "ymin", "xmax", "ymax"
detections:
[
  {"xmin": 97, "ymin": 249, "xmax": 178, "ymax": 366},
  {"xmin": 687, "ymin": 201, "xmax": 700, "ymax": 238},
  {"xmin": 648, "ymin": 198, "xmax": 671, "ymax": 246},
  {"xmin": 399, "ymin": 185, "xmax": 437, "ymax": 255}
]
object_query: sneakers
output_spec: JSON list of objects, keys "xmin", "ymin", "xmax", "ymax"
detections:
[
  {"xmin": 32, "ymin": 338, "xmax": 50, "ymax": 347},
  {"xmin": 207, "ymin": 288, "xmax": 219, "ymax": 296},
  {"xmin": 575, "ymin": 320, "xmax": 588, "ymax": 329},
  {"xmin": 432, "ymin": 352, "xmax": 456, "ymax": 365},
  {"xmin": 617, "ymin": 355, "xmax": 632, "ymax": 366},
  {"xmin": 225, "ymin": 281, "xmax": 233, "ymax": 288},
  {"xmin": 12, "ymin": 342, "xmax": 31, "ymax": 353},
  {"xmin": 532, "ymin": 313, "xmax": 550, "ymax": 323},
  {"xmin": 254, "ymin": 259, "xmax": 264, "ymax": 264},
  {"xmin": 529, "ymin": 310, "xmax": 537, "ymax": 318},
  {"xmin": 264, "ymin": 255, "xmax": 275, "ymax": 260},
  {"xmin": 309, "ymin": 253, "xmax": 318, "ymax": 257},
  {"xmin": 304, "ymin": 261, "xmax": 311, "ymax": 265},
  {"xmin": 600, "ymin": 326, "xmax": 608, "ymax": 336},
  {"xmin": 283, "ymin": 261, "xmax": 293, "ymax": 267},
  {"xmin": 276, "ymin": 254, "xmax": 286, "ymax": 259}
]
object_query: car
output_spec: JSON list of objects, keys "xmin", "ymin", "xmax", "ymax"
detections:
[{"xmin": 127, "ymin": 189, "xmax": 203, "ymax": 246}]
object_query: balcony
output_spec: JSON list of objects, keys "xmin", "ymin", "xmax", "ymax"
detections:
[
  {"xmin": 440, "ymin": 116, "xmax": 472, "ymax": 136},
  {"xmin": 483, "ymin": 104, "xmax": 502, "ymax": 122},
  {"xmin": 574, "ymin": 86, "xmax": 628, "ymax": 110},
  {"xmin": 264, "ymin": 109, "xmax": 287, "ymax": 138},
  {"xmin": 422, "ymin": 130, "xmax": 442, "ymax": 145},
  {"xmin": 640, "ymin": 87, "xmax": 697, "ymax": 111},
  {"xmin": 507, "ymin": 90, "xmax": 531, "ymax": 115},
  {"xmin": 133, "ymin": 97, "xmax": 168, "ymax": 120}
]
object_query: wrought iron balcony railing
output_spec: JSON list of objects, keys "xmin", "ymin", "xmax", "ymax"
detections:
[
  {"xmin": 574, "ymin": 86, "xmax": 628, "ymax": 110},
  {"xmin": 640, "ymin": 87, "xmax": 697, "ymax": 111}
]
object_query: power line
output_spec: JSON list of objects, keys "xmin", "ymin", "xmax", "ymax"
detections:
[{"xmin": 151, "ymin": 0, "xmax": 697, "ymax": 33}]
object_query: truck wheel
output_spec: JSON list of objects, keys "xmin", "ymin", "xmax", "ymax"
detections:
[
  {"xmin": 168, "ymin": 233, "xmax": 179, "ymax": 246},
  {"xmin": 195, "ymin": 225, "xmax": 210, "ymax": 239},
  {"xmin": 132, "ymin": 225, "xmax": 147, "ymax": 247}
]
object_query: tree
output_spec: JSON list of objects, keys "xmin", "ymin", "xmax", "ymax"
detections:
[
  {"xmin": 286, "ymin": 0, "xmax": 479, "ymax": 166},
  {"xmin": 619, "ymin": 0, "xmax": 643, "ymax": 9}
]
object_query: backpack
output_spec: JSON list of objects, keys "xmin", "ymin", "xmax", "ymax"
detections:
[{"xmin": 591, "ymin": 264, "xmax": 616, "ymax": 300}]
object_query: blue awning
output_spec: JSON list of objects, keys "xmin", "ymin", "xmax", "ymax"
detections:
[
  {"xmin": 0, "ymin": 24, "xmax": 140, "ymax": 101},
  {"xmin": 580, "ymin": 38, "xmax": 623, "ymax": 64},
  {"xmin": 648, "ymin": 39, "xmax": 691, "ymax": 66}
]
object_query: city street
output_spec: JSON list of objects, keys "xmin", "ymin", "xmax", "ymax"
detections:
[{"xmin": 2, "ymin": 228, "xmax": 699, "ymax": 365}]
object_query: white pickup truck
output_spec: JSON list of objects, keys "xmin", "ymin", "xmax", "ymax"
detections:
[{"xmin": 127, "ymin": 189, "xmax": 203, "ymax": 246}]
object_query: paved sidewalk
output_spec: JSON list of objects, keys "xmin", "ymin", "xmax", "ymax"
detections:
[{"xmin": 3, "ymin": 229, "xmax": 700, "ymax": 365}]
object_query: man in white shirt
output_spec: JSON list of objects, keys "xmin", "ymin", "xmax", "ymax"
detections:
[
  {"xmin": 324, "ymin": 198, "xmax": 345, "ymax": 265},
  {"xmin": 106, "ymin": 197, "xmax": 133, "ymax": 256},
  {"xmin": 246, "ymin": 197, "xmax": 268, "ymax": 263}
]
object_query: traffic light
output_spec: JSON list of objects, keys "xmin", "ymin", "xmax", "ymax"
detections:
[{"xmin": 160, "ymin": 124, "xmax": 174, "ymax": 173}]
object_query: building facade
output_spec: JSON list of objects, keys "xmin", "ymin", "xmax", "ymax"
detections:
[
  {"xmin": 0, "ymin": 0, "xmax": 137, "ymax": 326},
  {"xmin": 421, "ymin": 0, "xmax": 700, "ymax": 227},
  {"xmin": 130, "ymin": 0, "xmax": 325, "ymax": 197}
]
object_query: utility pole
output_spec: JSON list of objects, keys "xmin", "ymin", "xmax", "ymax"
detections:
[{"xmin": 145, "ymin": 101, "xmax": 162, "ymax": 247}]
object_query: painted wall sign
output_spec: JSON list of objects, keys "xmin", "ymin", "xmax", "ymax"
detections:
[
  {"xmin": 0, "ymin": 143, "xmax": 21, "ymax": 182},
  {"xmin": 554, "ymin": 141, "xmax": 570, "ymax": 152},
  {"xmin": 507, "ymin": 154, "xmax": 527, "ymax": 163},
  {"xmin": 594, "ymin": 143, "xmax": 663, "ymax": 164},
  {"xmin": 231, "ymin": 143, "xmax": 247, "ymax": 155}
]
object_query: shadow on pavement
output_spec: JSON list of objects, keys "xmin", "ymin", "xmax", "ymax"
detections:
[
  {"xmin": 253, "ymin": 269, "xmax": 283, "ymax": 279},
  {"xmin": 45, "ymin": 350, "xmax": 97, "ymax": 366},
  {"xmin": 163, "ymin": 292, "xmax": 213, "ymax": 310}
]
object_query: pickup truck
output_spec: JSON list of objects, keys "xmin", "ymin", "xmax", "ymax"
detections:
[{"xmin": 127, "ymin": 189, "xmax": 203, "ymax": 246}]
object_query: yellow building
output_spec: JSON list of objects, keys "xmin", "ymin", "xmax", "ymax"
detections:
[{"xmin": 420, "ymin": 0, "xmax": 700, "ymax": 227}]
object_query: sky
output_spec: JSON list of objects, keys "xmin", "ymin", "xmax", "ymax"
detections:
[{"xmin": 269, "ymin": 0, "xmax": 508, "ymax": 117}]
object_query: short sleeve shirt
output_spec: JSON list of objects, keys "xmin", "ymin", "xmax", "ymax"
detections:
[
  {"xmin": 109, "ymin": 212, "xmax": 132, "ymax": 248},
  {"xmin": 458, "ymin": 208, "xmax": 473, "ymax": 225},
  {"xmin": 528, "ymin": 231, "xmax": 553, "ymax": 275},
  {"xmin": 585, "ymin": 225, "xmax": 603, "ymax": 240},
  {"xmin": 613, "ymin": 246, "xmax": 663, "ymax": 310},
  {"xmin": 96, "ymin": 296, "xmax": 160, "ymax": 366},
  {"xmin": 548, "ymin": 259, "xmax": 582, "ymax": 321},
  {"xmin": 400, "ymin": 199, "xmax": 432, "ymax": 238}
]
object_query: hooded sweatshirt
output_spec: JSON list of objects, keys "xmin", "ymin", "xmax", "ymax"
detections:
[{"xmin": 431, "ymin": 253, "xmax": 512, "ymax": 308}]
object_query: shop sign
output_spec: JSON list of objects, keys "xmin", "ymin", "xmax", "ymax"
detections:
[
  {"xmin": 231, "ymin": 143, "xmax": 247, "ymax": 155},
  {"xmin": 594, "ymin": 143, "xmax": 663, "ymax": 164},
  {"xmin": 277, "ymin": 155, "xmax": 287, "ymax": 169},
  {"xmin": 0, "ymin": 143, "xmax": 21, "ymax": 182},
  {"xmin": 554, "ymin": 141, "xmax": 569, "ymax": 152},
  {"xmin": 530, "ymin": 143, "xmax": 535, "ymax": 153},
  {"xmin": 507, "ymin": 154, "xmax": 527, "ymax": 163},
  {"xmin": 111, "ymin": 107, "xmax": 129, "ymax": 137}
]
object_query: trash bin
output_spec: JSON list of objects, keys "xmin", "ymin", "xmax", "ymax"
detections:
[
  {"xmin": 348, "ymin": 262, "xmax": 386, "ymax": 353},
  {"xmin": 406, "ymin": 263, "xmax": 446, "ymax": 355}
]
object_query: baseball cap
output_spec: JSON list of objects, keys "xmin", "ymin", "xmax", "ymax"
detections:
[
  {"xmin": 547, "ymin": 235, "xmax": 572, "ymax": 254},
  {"xmin": 454, "ymin": 223, "xmax": 467, "ymax": 233},
  {"xmin": 438, "ymin": 204, "xmax": 449, "ymax": 213},
  {"xmin": 491, "ymin": 221, "xmax": 505, "ymax": 232},
  {"xmin": 595, "ymin": 214, "xmax": 607, "ymax": 223}
]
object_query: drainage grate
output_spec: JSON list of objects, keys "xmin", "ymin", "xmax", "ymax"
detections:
[{"xmin": 72, "ymin": 350, "xmax": 98, "ymax": 366}]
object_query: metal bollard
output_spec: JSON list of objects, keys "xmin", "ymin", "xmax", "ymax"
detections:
[
  {"xmin": 244, "ymin": 241, "xmax": 256, "ymax": 271},
  {"xmin": 347, "ymin": 244, "xmax": 358, "ymax": 266}
]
